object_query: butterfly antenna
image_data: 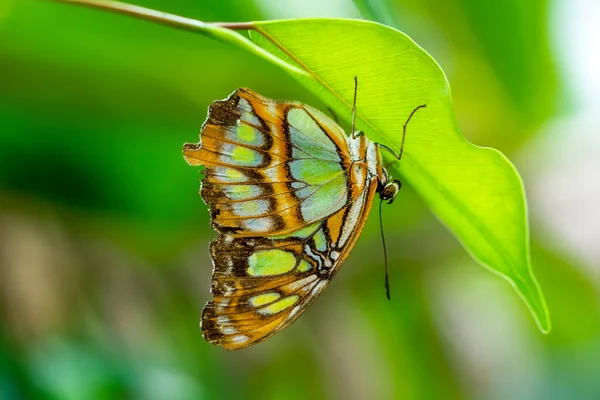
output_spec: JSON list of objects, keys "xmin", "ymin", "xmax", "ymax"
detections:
[
  {"xmin": 351, "ymin": 76, "xmax": 358, "ymax": 139},
  {"xmin": 375, "ymin": 104, "xmax": 426, "ymax": 161},
  {"xmin": 398, "ymin": 104, "xmax": 426, "ymax": 161},
  {"xmin": 379, "ymin": 198, "xmax": 391, "ymax": 300}
]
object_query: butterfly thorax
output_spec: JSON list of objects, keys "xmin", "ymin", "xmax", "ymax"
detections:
[{"xmin": 346, "ymin": 131, "xmax": 388, "ymax": 199}]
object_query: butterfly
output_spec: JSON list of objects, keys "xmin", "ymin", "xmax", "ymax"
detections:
[{"xmin": 183, "ymin": 79, "xmax": 425, "ymax": 349}]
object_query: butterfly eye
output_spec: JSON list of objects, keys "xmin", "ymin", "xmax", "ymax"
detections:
[{"xmin": 380, "ymin": 180, "xmax": 401, "ymax": 204}]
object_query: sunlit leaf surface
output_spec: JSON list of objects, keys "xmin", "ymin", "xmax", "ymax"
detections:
[{"xmin": 244, "ymin": 19, "xmax": 549, "ymax": 332}]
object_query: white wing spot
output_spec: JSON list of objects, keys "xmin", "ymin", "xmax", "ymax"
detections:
[
  {"xmin": 289, "ymin": 305, "xmax": 302, "ymax": 320},
  {"xmin": 285, "ymin": 275, "xmax": 317, "ymax": 292},
  {"xmin": 242, "ymin": 217, "xmax": 273, "ymax": 232},
  {"xmin": 231, "ymin": 335, "xmax": 249, "ymax": 344},
  {"xmin": 310, "ymin": 281, "xmax": 327, "ymax": 297},
  {"xmin": 222, "ymin": 326, "xmax": 237, "ymax": 335}
]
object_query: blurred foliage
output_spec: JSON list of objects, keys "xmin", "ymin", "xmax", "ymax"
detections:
[
  {"xmin": 357, "ymin": 0, "xmax": 559, "ymax": 149},
  {"xmin": 0, "ymin": 0, "xmax": 598, "ymax": 399}
]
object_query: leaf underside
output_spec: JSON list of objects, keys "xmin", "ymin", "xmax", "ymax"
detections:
[{"xmin": 243, "ymin": 19, "xmax": 549, "ymax": 333}]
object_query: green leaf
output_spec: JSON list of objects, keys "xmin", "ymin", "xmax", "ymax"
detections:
[
  {"xmin": 246, "ymin": 19, "xmax": 550, "ymax": 333},
  {"xmin": 45, "ymin": 1, "xmax": 550, "ymax": 333}
]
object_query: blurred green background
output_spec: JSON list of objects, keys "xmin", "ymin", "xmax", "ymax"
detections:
[{"xmin": 1, "ymin": 0, "xmax": 599, "ymax": 399}]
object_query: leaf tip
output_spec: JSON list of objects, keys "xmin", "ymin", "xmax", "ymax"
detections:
[{"xmin": 512, "ymin": 274, "xmax": 552, "ymax": 335}]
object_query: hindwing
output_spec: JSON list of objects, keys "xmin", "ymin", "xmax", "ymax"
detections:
[
  {"xmin": 201, "ymin": 175, "xmax": 379, "ymax": 350},
  {"xmin": 183, "ymin": 88, "xmax": 354, "ymax": 237}
]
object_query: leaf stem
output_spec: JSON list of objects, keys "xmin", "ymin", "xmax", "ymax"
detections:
[
  {"xmin": 47, "ymin": 0, "xmax": 309, "ymax": 77},
  {"xmin": 47, "ymin": 0, "xmax": 253, "ymax": 31}
]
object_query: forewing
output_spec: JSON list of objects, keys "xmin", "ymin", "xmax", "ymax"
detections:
[
  {"xmin": 201, "ymin": 177, "xmax": 379, "ymax": 350},
  {"xmin": 183, "ymin": 88, "xmax": 353, "ymax": 237}
]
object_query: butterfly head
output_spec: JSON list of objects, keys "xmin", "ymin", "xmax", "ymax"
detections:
[{"xmin": 379, "ymin": 179, "xmax": 401, "ymax": 204}]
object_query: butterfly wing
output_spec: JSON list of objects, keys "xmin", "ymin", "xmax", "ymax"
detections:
[
  {"xmin": 183, "ymin": 88, "xmax": 354, "ymax": 237},
  {"xmin": 202, "ymin": 174, "xmax": 379, "ymax": 350},
  {"xmin": 185, "ymin": 89, "xmax": 387, "ymax": 349}
]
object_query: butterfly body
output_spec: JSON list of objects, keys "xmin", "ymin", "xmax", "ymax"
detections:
[{"xmin": 184, "ymin": 88, "xmax": 398, "ymax": 349}]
